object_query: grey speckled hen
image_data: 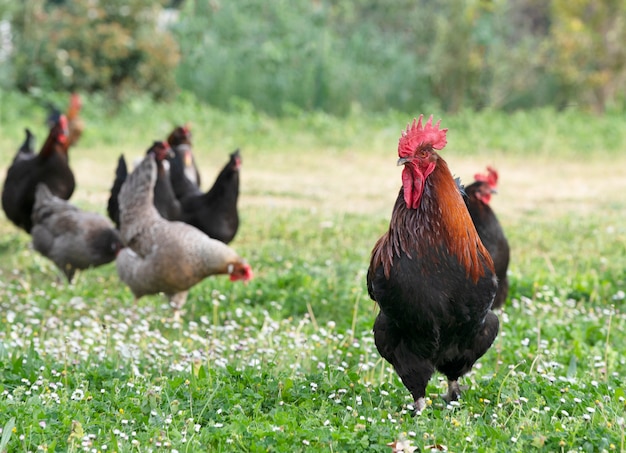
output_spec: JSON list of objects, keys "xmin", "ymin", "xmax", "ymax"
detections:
[
  {"xmin": 31, "ymin": 183, "xmax": 123, "ymax": 282},
  {"xmin": 115, "ymin": 147, "xmax": 253, "ymax": 318}
]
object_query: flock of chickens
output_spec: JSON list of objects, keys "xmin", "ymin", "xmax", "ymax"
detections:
[
  {"xmin": 1, "ymin": 97, "xmax": 510, "ymax": 413},
  {"xmin": 1, "ymin": 94, "xmax": 252, "ymax": 318}
]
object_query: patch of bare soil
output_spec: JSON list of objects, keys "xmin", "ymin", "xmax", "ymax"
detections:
[{"xmin": 240, "ymin": 151, "xmax": 626, "ymax": 223}]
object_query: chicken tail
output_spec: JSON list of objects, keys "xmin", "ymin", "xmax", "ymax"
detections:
[
  {"xmin": 118, "ymin": 153, "xmax": 159, "ymax": 243},
  {"xmin": 107, "ymin": 154, "xmax": 128, "ymax": 228}
]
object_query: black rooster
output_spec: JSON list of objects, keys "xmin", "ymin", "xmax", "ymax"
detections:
[{"xmin": 2, "ymin": 115, "xmax": 75, "ymax": 233}]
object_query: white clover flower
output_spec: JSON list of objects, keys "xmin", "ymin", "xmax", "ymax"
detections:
[
  {"xmin": 70, "ymin": 389, "xmax": 84, "ymax": 401},
  {"xmin": 612, "ymin": 290, "xmax": 625, "ymax": 301},
  {"xmin": 388, "ymin": 439, "xmax": 418, "ymax": 453}
]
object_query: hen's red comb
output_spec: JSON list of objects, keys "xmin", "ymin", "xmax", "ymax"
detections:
[
  {"xmin": 474, "ymin": 166, "xmax": 498, "ymax": 188},
  {"xmin": 398, "ymin": 115, "xmax": 448, "ymax": 157}
]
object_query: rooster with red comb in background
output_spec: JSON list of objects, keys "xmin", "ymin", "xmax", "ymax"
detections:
[
  {"xmin": 367, "ymin": 115, "xmax": 499, "ymax": 413},
  {"xmin": 463, "ymin": 166, "xmax": 510, "ymax": 309},
  {"xmin": 2, "ymin": 114, "xmax": 75, "ymax": 233}
]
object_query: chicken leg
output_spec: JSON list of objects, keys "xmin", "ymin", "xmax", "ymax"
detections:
[
  {"xmin": 374, "ymin": 311, "xmax": 435, "ymax": 413},
  {"xmin": 436, "ymin": 312, "xmax": 499, "ymax": 401}
]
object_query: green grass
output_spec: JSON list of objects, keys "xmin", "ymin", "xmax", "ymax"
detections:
[{"xmin": 0, "ymin": 93, "xmax": 625, "ymax": 452}]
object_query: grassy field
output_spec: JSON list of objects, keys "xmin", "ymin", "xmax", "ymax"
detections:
[{"xmin": 0, "ymin": 94, "xmax": 625, "ymax": 452}]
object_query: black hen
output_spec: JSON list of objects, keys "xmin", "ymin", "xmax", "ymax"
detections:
[
  {"xmin": 107, "ymin": 142, "xmax": 180, "ymax": 228},
  {"xmin": 170, "ymin": 149, "xmax": 241, "ymax": 244},
  {"xmin": 2, "ymin": 115, "xmax": 75, "ymax": 233},
  {"xmin": 463, "ymin": 167, "xmax": 510, "ymax": 309},
  {"xmin": 167, "ymin": 125, "xmax": 201, "ymax": 190}
]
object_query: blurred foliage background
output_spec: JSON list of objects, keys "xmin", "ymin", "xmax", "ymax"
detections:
[{"xmin": 0, "ymin": 0, "xmax": 625, "ymax": 115}]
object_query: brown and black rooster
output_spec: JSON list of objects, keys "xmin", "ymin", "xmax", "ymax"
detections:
[
  {"xmin": 367, "ymin": 116, "xmax": 499, "ymax": 413},
  {"xmin": 463, "ymin": 167, "xmax": 510, "ymax": 309},
  {"xmin": 2, "ymin": 115, "xmax": 75, "ymax": 233}
]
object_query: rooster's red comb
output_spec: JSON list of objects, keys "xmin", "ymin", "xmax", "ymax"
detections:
[
  {"xmin": 398, "ymin": 115, "xmax": 448, "ymax": 157},
  {"xmin": 474, "ymin": 166, "xmax": 498, "ymax": 188}
]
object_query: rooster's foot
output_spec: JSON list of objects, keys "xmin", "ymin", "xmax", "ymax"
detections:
[
  {"xmin": 443, "ymin": 380, "xmax": 463, "ymax": 403},
  {"xmin": 412, "ymin": 397, "xmax": 426, "ymax": 414}
]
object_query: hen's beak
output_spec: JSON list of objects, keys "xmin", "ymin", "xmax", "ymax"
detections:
[{"xmin": 397, "ymin": 157, "xmax": 411, "ymax": 166}]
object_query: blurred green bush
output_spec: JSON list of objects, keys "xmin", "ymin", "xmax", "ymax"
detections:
[
  {"xmin": 0, "ymin": 0, "xmax": 625, "ymax": 115},
  {"xmin": 5, "ymin": 0, "xmax": 179, "ymax": 102}
]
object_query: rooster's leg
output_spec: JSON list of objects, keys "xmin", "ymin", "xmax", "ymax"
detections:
[
  {"xmin": 374, "ymin": 312, "xmax": 434, "ymax": 413},
  {"xmin": 444, "ymin": 380, "xmax": 461, "ymax": 402},
  {"xmin": 414, "ymin": 397, "xmax": 427, "ymax": 413},
  {"xmin": 437, "ymin": 312, "xmax": 500, "ymax": 402}
]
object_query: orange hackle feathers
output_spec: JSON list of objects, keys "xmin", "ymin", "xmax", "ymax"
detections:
[
  {"xmin": 398, "ymin": 115, "xmax": 448, "ymax": 157},
  {"xmin": 429, "ymin": 162, "xmax": 494, "ymax": 282},
  {"xmin": 68, "ymin": 93, "xmax": 82, "ymax": 120},
  {"xmin": 372, "ymin": 116, "xmax": 493, "ymax": 283}
]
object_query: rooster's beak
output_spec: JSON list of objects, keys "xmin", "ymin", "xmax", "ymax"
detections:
[{"xmin": 397, "ymin": 157, "xmax": 410, "ymax": 166}]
